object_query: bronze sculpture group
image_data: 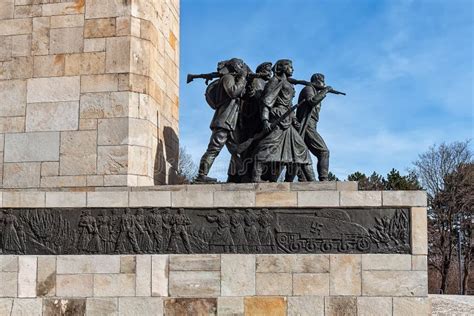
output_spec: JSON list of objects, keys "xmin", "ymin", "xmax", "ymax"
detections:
[{"xmin": 188, "ymin": 58, "xmax": 345, "ymax": 184}]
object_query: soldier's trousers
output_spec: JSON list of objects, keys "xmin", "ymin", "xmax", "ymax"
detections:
[
  {"xmin": 198, "ymin": 128, "xmax": 236, "ymax": 176},
  {"xmin": 302, "ymin": 128, "xmax": 329, "ymax": 181}
]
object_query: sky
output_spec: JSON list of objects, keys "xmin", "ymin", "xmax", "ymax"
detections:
[{"xmin": 179, "ymin": 0, "xmax": 473, "ymax": 181}]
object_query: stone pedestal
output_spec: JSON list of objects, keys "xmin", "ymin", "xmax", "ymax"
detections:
[
  {"xmin": 0, "ymin": 0, "xmax": 180, "ymax": 189},
  {"xmin": 0, "ymin": 183, "xmax": 431, "ymax": 315}
]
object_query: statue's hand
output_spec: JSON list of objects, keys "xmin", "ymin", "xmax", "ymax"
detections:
[{"xmin": 263, "ymin": 120, "xmax": 272, "ymax": 133}]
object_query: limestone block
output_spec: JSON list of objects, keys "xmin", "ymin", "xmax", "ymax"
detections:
[
  {"xmin": 50, "ymin": 14, "xmax": 84, "ymax": 28},
  {"xmin": 103, "ymin": 175, "xmax": 130, "ymax": 186},
  {"xmin": 393, "ymin": 297, "xmax": 431, "ymax": 316},
  {"xmin": 256, "ymin": 255, "xmax": 294, "ymax": 273},
  {"xmin": 293, "ymin": 273, "xmax": 329, "ymax": 296},
  {"xmin": 80, "ymin": 119, "xmax": 98, "ymax": 130},
  {"xmin": 151, "ymin": 255, "xmax": 168, "ymax": 297},
  {"xmin": 412, "ymin": 255, "xmax": 428, "ymax": 271},
  {"xmin": 116, "ymin": 16, "xmax": 131, "ymax": 36},
  {"xmin": 4, "ymin": 132, "xmax": 59, "ymax": 162},
  {"xmin": 293, "ymin": 255, "xmax": 330, "ymax": 273},
  {"xmin": 41, "ymin": 162, "xmax": 59, "ymax": 176},
  {"xmin": 14, "ymin": 5, "xmax": 42, "ymax": 18},
  {"xmin": 218, "ymin": 297, "xmax": 244, "ymax": 316},
  {"xmin": 129, "ymin": 191, "xmax": 172, "ymax": 207},
  {"xmin": 45, "ymin": 192, "xmax": 86, "ymax": 207},
  {"xmin": 85, "ymin": 0, "xmax": 130, "ymax": 19},
  {"xmin": 362, "ymin": 270, "xmax": 428, "ymax": 296},
  {"xmin": 84, "ymin": 38, "xmax": 106, "ymax": 52},
  {"xmin": 87, "ymin": 175, "xmax": 104, "ymax": 186},
  {"xmin": 130, "ymin": 37, "xmax": 150, "ymax": 76},
  {"xmin": 84, "ymin": 18, "xmax": 116, "ymax": 38},
  {"xmin": 297, "ymin": 191, "xmax": 339, "ymax": 207},
  {"xmin": 60, "ymin": 130, "xmax": 97, "ymax": 176},
  {"xmin": 256, "ymin": 191, "xmax": 297, "ymax": 207},
  {"xmin": 213, "ymin": 191, "xmax": 256, "ymax": 207},
  {"xmin": 42, "ymin": 3, "xmax": 85, "ymax": 16},
  {"xmin": 169, "ymin": 271, "xmax": 220, "ymax": 297},
  {"xmin": 383, "ymin": 191, "xmax": 427, "ymax": 206},
  {"xmin": 0, "ymin": 272, "xmax": 17, "ymax": 297},
  {"xmin": 41, "ymin": 175, "xmax": 87, "ymax": 188},
  {"xmin": 43, "ymin": 298, "xmax": 86, "ymax": 316},
  {"xmin": 256, "ymin": 182, "xmax": 290, "ymax": 192},
  {"xmin": 170, "ymin": 255, "xmax": 220, "ymax": 271},
  {"xmin": 171, "ymin": 191, "xmax": 213, "ymax": 207},
  {"xmin": 412, "ymin": 207, "xmax": 428, "ymax": 255},
  {"xmin": 81, "ymin": 91, "xmax": 130, "ymax": 119},
  {"xmin": 135, "ymin": 255, "xmax": 151, "ymax": 296},
  {"xmin": 0, "ymin": 299, "xmax": 12, "ymax": 315},
  {"xmin": 87, "ymin": 191, "xmax": 129, "ymax": 207},
  {"xmin": 57, "ymin": 274, "xmax": 94, "ymax": 297},
  {"xmin": 221, "ymin": 255, "xmax": 255, "ymax": 296},
  {"xmin": 288, "ymin": 296, "xmax": 324, "ymax": 316},
  {"xmin": 36, "ymin": 256, "xmax": 56, "ymax": 297},
  {"xmin": 18, "ymin": 256, "xmax": 37, "ymax": 298},
  {"xmin": 33, "ymin": 54, "xmax": 65, "ymax": 77},
  {"xmin": 3, "ymin": 162, "xmax": 41, "ymax": 188},
  {"xmin": 0, "ymin": 117, "xmax": 25, "ymax": 133},
  {"xmin": 357, "ymin": 297, "xmax": 392, "ymax": 316},
  {"xmin": 129, "ymin": 118, "xmax": 155, "ymax": 147},
  {"xmin": 0, "ymin": 0, "xmax": 14, "ymax": 19},
  {"xmin": 50, "ymin": 27, "xmax": 83, "ymax": 54},
  {"xmin": 325, "ymin": 297, "xmax": 357, "ymax": 316},
  {"xmin": 0, "ymin": 36, "xmax": 11, "ymax": 62},
  {"xmin": 26, "ymin": 101, "xmax": 79, "ymax": 132},
  {"xmin": 256, "ymin": 273, "xmax": 292, "ymax": 295},
  {"xmin": 97, "ymin": 146, "xmax": 128, "ymax": 175},
  {"xmin": 336, "ymin": 181, "xmax": 359, "ymax": 191},
  {"xmin": 340, "ymin": 191, "xmax": 382, "ymax": 206},
  {"xmin": 164, "ymin": 298, "xmax": 217, "ymax": 316},
  {"xmin": 98, "ymin": 118, "xmax": 129, "ymax": 145},
  {"xmin": 27, "ymin": 76, "xmax": 80, "ymax": 103},
  {"xmin": 291, "ymin": 181, "xmax": 336, "ymax": 191},
  {"xmin": 11, "ymin": 34, "xmax": 31, "ymax": 57},
  {"xmin": 106, "ymin": 37, "xmax": 130, "ymax": 73},
  {"xmin": 244, "ymin": 297, "xmax": 287, "ymax": 316},
  {"xmin": 86, "ymin": 298, "xmax": 118, "ymax": 316},
  {"xmin": 57, "ymin": 255, "xmax": 121, "ymax": 274},
  {"xmin": 32, "ymin": 17, "xmax": 49, "ymax": 56},
  {"xmin": 65, "ymin": 52, "xmax": 106, "ymax": 75},
  {"xmin": 361, "ymin": 254, "xmax": 412, "ymax": 270},
  {"xmin": 2, "ymin": 191, "xmax": 45, "ymax": 207},
  {"xmin": 11, "ymin": 298, "xmax": 42, "ymax": 316},
  {"xmin": 0, "ymin": 256, "xmax": 18, "ymax": 272},
  {"xmin": 329, "ymin": 254, "xmax": 362, "ymax": 295},
  {"xmin": 119, "ymin": 298, "xmax": 162, "ymax": 316},
  {"xmin": 1, "ymin": 56, "xmax": 33, "ymax": 81},
  {"xmin": 81, "ymin": 74, "xmax": 118, "ymax": 93},
  {"xmin": 94, "ymin": 274, "xmax": 136, "ymax": 297},
  {"xmin": 0, "ymin": 80, "xmax": 26, "ymax": 117},
  {"xmin": 0, "ymin": 18, "xmax": 32, "ymax": 36},
  {"xmin": 120, "ymin": 256, "xmax": 136, "ymax": 273}
]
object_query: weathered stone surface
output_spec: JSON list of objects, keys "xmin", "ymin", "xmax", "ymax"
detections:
[
  {"xmin": 26, "ymin": 102, "xmax": 79, "ymax": 132},
  {"xmin": 221, "ymin": 254, "xmax": 255, "ymax": 296},
  {"xmin": 18, "ymin": 256, "xmax": 37, "ymax": 297},
  {"xmin": 2, "ymin": 191, "xmax": 45, "ymax": 208},
  {"xmin": 81, "ymin": 74, "xmax": 118, "ymax": 93},
  {"xmin": 4, "ymin": 132, "xmax": 59, "ymax": 162},
  {"xmin": 11, "ymin": 298, "xmax": 42, "ymax": 316},
  {"xmin": 135, "ymin": 255, "xmax": 151, "ymax": 296},
  {"xmin": 244, "ymin": 297, "xmax": 287, "ymax": 316},
  {"xmin": 86, "ymin": 298, "xmax": 118, "ymax": 316},
  {"xmin": 362, "ymin": 254, "xmax": 412, "ymax": 270},
  {"xmin": 151, "ymin": 255, "xmax": 168, "ymax": 297},
  {"xmin": 431, "ymin": 295, "xmax": 474, "ymax": 316},
  {"xmin": 32, "ymin": 17, "xmax": 49, "ymax": 56},
  {"xmin": 119, "ymin": 297, "xmax": 163, "ymax": 316},
  {"xmin": 120, "ymin": 256, "xmax": 136, "ymax": 274},
  {"xmin": 0, "ymin": 18, "xmax": 32, "ymax": 36},
  {"xmin": 33, "ymin": 54, "xmax": 65, "ymax": 77},
  {"xmin": 0, "ymin": 256, "xmax": 18, "ymax": 272},
  {"xmin": 87, "ymin": 191, "xmax": 128, "ymax": 207},
  {"xmin": 56, "ymin": 274, "xmax": 93, "ymax": 297},
  {"xmin": 42, "ymin": 3, "xmax": 84, "ymax": 16},
  {"xmin": 412, "ymin": 207, "xmax": 428, "ymax": 255},
  {"xmin": 171, "ymin": 191, "xmax": 214, "ymax": 207},
  {"xmin": 293, "ymin": 273, "xmax": 329, "ymax": 296},
  {"xmin": 11, "ymin": 34, "xmax": 31, "ymax": 57},
  {"xmin": 57, "ymin": 255, "xmax": 120, "ymax": 274},
  {"xmin": 0, "ymin": 80, "xmax": 26, "ymax": 117},
  {"xmin": 329, "ymin": 254, "xmax": 362, "ymax": 295},
  {"xmin": 41, "ymin": 175, "xmax": 87, "ymax": 188},
  {"xmin": 84, "ymin": 18, "xmax": 116, "ymax": 38},
  {"xmin": 94, "ymin": 274, "xmax": 135, "ymax": 297},
  {"xmin": 84, "ymin": 38, "xmax": 106, "ymax": 52},
  {"xmin": 86, "ymin": 0, "xmax": 129, "ymax": 19},
  {"xmin": 45, "ymin": 192, "xmax": 86, "ymax": 207},
  {"xmin": 164, "ymin": 298, "xmax": 217, "ymax": 316},
  {"xmin": 340, "ymin": 191, "xmax": 382, "ymax": 206},
  {"xmin": 291, "ymin": 181, "xmax": 337, "ymax": 191},
  {"xmin": 336, "ymin": 181, "xmax": 359, "ymax": 191},
  {"xmin": 362, "ymin": 270, "xmax": 428, "ymax": 296},
  {"xmin": 293, "ymin": 255, "xmax": 330, "ymax": 273},
  {"xmin": 256, "ymin": 273, "xmax": 292, "ymax": 295},
  {"xmin": 3, "ymin": 162, "xmax": 41, "ymax": 188},
  {"xmin": 256, "ymin": 191, "xmax": 297, "ymax": 207},
  {"xmin": 217, "ymin": 297, "xmax": 244, "ymax": 316},
  {"xmin": 298, "ymin": 191, "xmax": 339, "ymax": 207},
  {"xmin": 169, "ymin": 271, "xmax": 220, "ymax": 297},
  {"xmin": 43, "ymin": 298, "xmax": 86, "ymax": 316},
  {"xmin": 37, "ymin": 256, "xmax": 56, "ymax": 297},
  {"xmin": 288, "ymin": 296, "xmax": 324, "ymax": 316},
  {"xmin": 97, "ymin": 146, "xmax": 128, "ymax": 175},
  {"xmin": 0, "ymin": 299, "xmax": 11, "ymax": 315},
  {"xmin": 65, "ymin": 52, "xmax": 106, "ymax": 75},
  {"xmin": 213, "ymin": 191, "xmax": 255, "ymax": 207},
  {"xmin": 80, "ymin": 92, "xmax": 130, "ymax": 118},
  {"xmin": 50, "ymin": 15, "xmax": 84, "ymax": 28},
  {"xmin": 357, "ymin": 297, "xmax": 392, "ymax": 316},
  {"xmin": 0, "ymin": 272, "xmax": 17, "ymax": 297},
  {"xmin": 98, "ymin": 118, "xmax": 129, "ymax": 145},
  {"xmin": 106, "ymin": 37, "xmax": 130, "ymax": 73},
  {"xmin": 129, "ymin": 191, "xmax": 171, "ymax": 207},
  {"xmin": 0, "ymin": 0, "xmax": 14, "ymax": 19},
  {"xmin": 0, "ymin": 56, "xmax": 33, "ymax": 80},
  {"xmin": 50, "ymin": 27, "xmax": 83, "ymax": 54},
  {"xmin": 325, "ymin": 297, "xmax": 357, "ymax": 316},
  {"xmin": 383, "ymin": 191, "xmax": 427, "ymax": 207},
  {"xmin": 169, "ymin": 255, "xmax": 220, "ymax": 271},
  {"xmin": 256, "ymin": 255, "xmax": 294, "ymax": 273},
  {"xmin": 0, "ymin": 36, "xmax": 12, "ymax": 62},
  {"xmin": 412, "ymin": 255, "xmax": 428, "ymax": 271},
  {"xmin": 393, "ymin": 297, "xmax": 431, "ymax": 316},
  {"xmin": 60, "ymin": 131, "xmax": 97, "ymax": 176},
  {"xmin": 0, "ymin": 117, "xmax": 25, "ymax": 133},
  {"xmin": 27, "ymin": 76, "xmax": 80, "ymax": 103}
]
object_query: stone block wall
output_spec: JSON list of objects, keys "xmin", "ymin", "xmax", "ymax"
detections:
[{"xmin": 0, "ymin": 0, "xmax": 180, "ymax": 189}]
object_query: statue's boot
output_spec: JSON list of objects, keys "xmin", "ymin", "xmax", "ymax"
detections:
[
  {"xmin": 302, "ymin": 164, "xmax": 317, "ymax": 182},
  {"xmin": 317, "ymin": 151, "xmax": 329, "ymax": 181},
  {"xmin": 195, "ymin": 159, "xmax": 218, "ymax": 183}
]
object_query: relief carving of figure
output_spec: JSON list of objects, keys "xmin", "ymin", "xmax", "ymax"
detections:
[
  {"xmin": 230, "ymin": 210, "xmax": 248, "ymax": 252},
  {"xmin": 206, "ymin": 209, "xmax": 235, "ymax": 253},
  {"xmin": 244, "ymin": 209, "xmax": 261, "ymax": 252},
  {"xmin": 1, "ymin": 210, "xmax": 24, "ymax": 254},
  {"xmin": 136, "ymin": 209, "xmax": 153, "ymax": 253},
  {"xmin": 115, "ymin": 208, "xmax": 142, "ymax": 253},
  {"xmin": 167, "ymin": 208, "xmax": 193, "ymax": 254},
  {"xmin": 97, "ymin": 211, "xmax": 114, "ymax": 254},
  {"xmin": 258, "ymin": 209, "xmax": 276, "ymax": 252},
  {"xmin": 77, "ymin": 210, "xmax": 101, "ymax": 253},
  {"xmin": 146, "ymin": 208, "xmax": 164, "ymax": 252}
]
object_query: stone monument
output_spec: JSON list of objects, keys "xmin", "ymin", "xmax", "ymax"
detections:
[{"xmin": 0, "ymin": 1, "xmax": 430, "ymax": 315}]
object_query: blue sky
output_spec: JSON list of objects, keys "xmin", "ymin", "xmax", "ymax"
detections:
[{"xmin": 179, "ymin": 0, "xmax": 473, "ymax": 180}]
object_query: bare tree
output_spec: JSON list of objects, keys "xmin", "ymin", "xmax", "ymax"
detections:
[
  {"xmin": 177, "ymin": 147, "xmax": 198, "ymax": 184},
  {"xmin": 412, "ymin": 140, "xmax": 472, "ymax": 294}
]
